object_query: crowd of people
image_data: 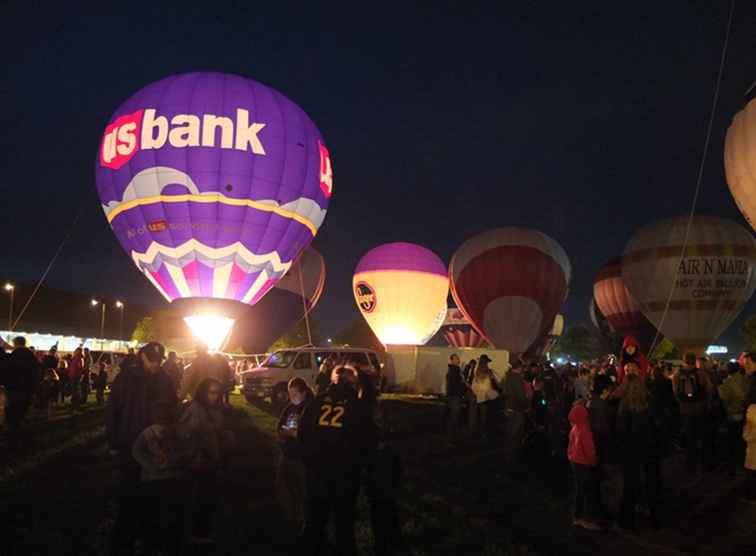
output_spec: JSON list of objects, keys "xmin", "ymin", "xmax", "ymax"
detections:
[
  {"xmin": 3, "ymin": 332, "xmax": 756, "ymax": 553},
  {"xmin": 445, "ymin": 335, "xmax": 756, "ymax": 533}
]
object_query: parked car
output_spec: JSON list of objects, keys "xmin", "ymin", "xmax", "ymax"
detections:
[{"xmin": 240, "ymin": 346, "xmax": 382, "ymax": 406}]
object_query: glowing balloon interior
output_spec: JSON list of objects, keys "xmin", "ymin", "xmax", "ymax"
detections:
[
  {"xmin": 95, "ymin": 72, "xmax": 332, "ymax": 316},
  {"xmin": 353, "ymin": 243, "xmax": 448, "ymax": 346},
  {"xmin": 184, "ymin": 315, "xmax": 235, "ymax": 352}
]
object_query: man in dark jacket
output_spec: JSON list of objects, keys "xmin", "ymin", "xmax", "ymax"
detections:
[
  {"xmin": 445, "ymin": 354, "xmax": 467, "ymax": 441},
  {"xmin": 4, "ymin": 336, "xmax": 41, "ymax": 454},
  {"xmin": 105, "ymin": 342, "xmax": 176, "ymax": 552},
  {"xmin": 297, "ymin": 365, "xmax": 376, "ymax": 556},
  {"xmin": 672, "ymin": 352, "xmax": 712, "ymax": 476},
  {"xmin": 503, "ymin": 360, "xmax": 528, "ymax": 463}
]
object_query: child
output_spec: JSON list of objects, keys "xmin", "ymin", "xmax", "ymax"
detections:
[
  {"xmin": 132, "ymin": 401, "xmax": 196, "ymax": 555},
  {"xmin": 276, "ymin": 377, "xmax": 313, "ymax": 531},
  {"xmin": 92, "ymin": 363, "xmax": 108, "ymax": 406},
  {"xmin": 567, "ymin": 402, "xmax": 602, "ymax": 530}
]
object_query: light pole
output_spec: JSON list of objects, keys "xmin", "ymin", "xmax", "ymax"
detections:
[
  {"xmin": 4, "ymin": 283, "xmax": 14, "ymax": 331},
  {"xmin": 91, "ymin": 299, "xmax": 106, "ymax": 339},
  {"xmin": 115, "ymin": 301, "xmax": 124, "ymax": 340}
]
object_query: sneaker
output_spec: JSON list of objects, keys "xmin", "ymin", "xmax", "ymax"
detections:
[{"xmin": 579, "ymin": 520, "xmax": 603, "ymax": 531}]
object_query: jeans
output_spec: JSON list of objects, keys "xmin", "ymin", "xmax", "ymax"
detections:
[
  {"xmin": 727, "ymin": 420, "xmax": 745, "ymax": 473},
  {"xmin": 505, "ymin": 410, "xmax": 525, "ymax": 461},
  {"xmin": 191, "ymin": 469, "xmax": 220, "ymax": 539},
  {"xmin": 112, "ymin": 453, "xmax": 142, "ymax": 549},
  {"xmin": 142, "ymin": 479, "xmax": 185, "ymax": 555},
  {"xmin": 446, "ymin": 397, "xmax": 462, "ymax": 438},
  {"xmin": 277, "ymin": 455, "xmax": 307, "ymax": 529},
  {"xmin": 364, "ymin": 450, "xmax": 402, "ymax": 556},
  {"xmin": 680, "ymin": 410, "xmax": 705, "ymax": 473},
  {"xmin": 571, "ymin": 463, "xmax": 599, "ymax": 521},
  {"xmin": 745, "ymin": 469, "xmax": 756, "ymax": 502},
  {"xmin": 621, "ymin": 455, "xmax": 661, "ymax": 529},
  {"xmin": 300, "ymin": 466, "xmax": 359, "ymax": 556}
]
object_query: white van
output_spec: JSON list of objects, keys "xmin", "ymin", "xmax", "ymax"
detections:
[{"xmin": 240, "ymin": 346, "xmax": 383, "ymax": 406}]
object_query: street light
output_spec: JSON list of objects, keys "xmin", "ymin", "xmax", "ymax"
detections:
[
  {"xmin": 4, "ymin": 283, "xmax": 15, "ymax": 331},
  {"xmin": 91, "ymin": 299, "xmax": 106, "ymax": 338},
  {"xmin": 115, "ymin": 301, "xmax": 124, "ymax": 340}
]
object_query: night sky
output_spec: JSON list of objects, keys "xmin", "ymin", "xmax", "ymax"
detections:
[{"xmin": 2, "ymin": 2, "xmax": 755, "ymax": 349}]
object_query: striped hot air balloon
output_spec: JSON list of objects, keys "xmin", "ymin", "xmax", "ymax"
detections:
[
  {"xmin": 622, "ymin": 215, "xmax": 756, "ymax": 355},
  {"xmin": 95, "ymin": 72, "xmax": 332, "ymax": 349},
  {"xmin": 440, "ymin": 307, "xmax": 485, "ymax": 348},
  {"xmin": 353, "ymin": 243, "xmax": 448, "ymax": 346},
  {"xmin": 449, "ymin": 228, "xmax": 571, "ymax": 356},
  {"xmin": 725, "ymin": 95, "xmax": 756, "ymax": 231},
  {"xmin": 593, "ymin": 257, "xmax": 660, "ymax": 353},
  {"xmin": 525, "ymin": 313, "xmax": 564, "ymax": 359}
]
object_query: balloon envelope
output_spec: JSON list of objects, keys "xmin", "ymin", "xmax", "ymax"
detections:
[
  {"xmin": 593, "ymin": 257, "xmax": 660, "ymax": 353},
  {"xmin": 525, "ymin": 314, "xmax": 564, "ymax": 358},
  {"xmin": 622, "ymin": 215, "xmax": 756, "ymax": 355},
  {"xmin": 440, "ymin": 307, "xmax": 485, "ymax": 348},
  {"xmin": 95, "ymin": 72, "xmax": 332, "ymax": 311},
  {"xmin": 227, "ymin": 247, "xmax": 325, "ymax": 353},
  {"xmin": 449, "ymin": 228, "xmax": 571, "ymax": 355},
  {"xmin": 353, "ymin": 243, "xmax": 448, "ymax": 345},
  {"xmin": 725, "ymin": 97, "xmax": 756, "ymax": 231}
]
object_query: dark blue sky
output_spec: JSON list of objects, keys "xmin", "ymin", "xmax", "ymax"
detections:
[{"xmin": 2, "ymin": 1, "xmax": 755, "ymax": 349}]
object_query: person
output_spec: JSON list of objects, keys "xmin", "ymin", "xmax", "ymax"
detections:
[
  {"xmin": 315, "ymin": 354, "xmax": 336, "ymax": 395},
  {"xmin": 589, "ymin": 375, "xmax": 620, "ymax": 521},
  {"xmin": 163, "ymin": 351, "xmax": 182, "ymax": 392},
  {"xmin": 68, "ymin": 347, "xmax": 85, "ymax": 410},
  {"xmin": 616, "ymin": 375, "xmax": 662, "ymax": 530},
  {"xmin": 132, "ymin": 400, "xmax": 198, "ymax": 556},
  {"xmin": 37, "ymin": 365, "xmax": 59, "ymax": 417},
  {"xmin": 180, "ymin": 377, "xmax": 228, "ymax": 544},
  {"xmin": 470, "ymin": 357, "xmax": 499, "ymax": 440},
  {"xmin": 93, "ymin": 362, "xmax": 108, "ymax": 406},
  {"xmin": 105, "ymin": 342, "xmax": 177, "ymax": 553},
  {"xmin": 616, "ymin": 336, "xmax": 650, "ymax": 384},
  {"xmin": 2, "ymin": 336, "xmax": 42, "ymax": 454},
  {"xmin": 82, "ymin": 347, "xmax": 93, "ymax": 402},
  {"xmin": 743, "ymin": 374, "xmax": 756, "ymax": 504},
  {"xmin": 297, "ymin": 365, "xmax": 376, "ymax": 556},
  {"xmin": 719, "ymin": 362, "xmax": 748, "ymax": 475},
  {"xmin": 645, "ymin": 363, "xmax": 677, "ymax": 460},
  {"xmin": 56, "ymin": 355, "xmax": 69, "ymax": 404},
  {"xmin": 567, "ymin": 401, "xmax": 601, "ymax": 530},
  {"xmin": 178, "ymin": 344, "xmax": 229, "ymax": 401},
  {"xmin": 503, "ymin": 360, "xmax": 528, "ymax": 461},
  {"xmin": 445, "ymin": 354, "xmax": 467, "ymax": 441},
  {"xmin": 277, "ymin": 377, "xmax": 314, "ymax": 531},
  {"xmin": 462, "ymin": 358, "xmax": 477, "ymax": 384},
  {"xmin": 672, "ymin": 353, "xmax": 712, "ymax": 476},
  {"xmin": 574, "ymin": 367, "xmax": 591, "ymax": 401}
]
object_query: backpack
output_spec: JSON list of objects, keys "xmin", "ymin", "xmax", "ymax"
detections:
[{"xmin": 676, "ymin": 369, "xmax": 703, "ymax": 403}]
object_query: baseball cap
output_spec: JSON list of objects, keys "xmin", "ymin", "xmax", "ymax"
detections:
[
  {"xmin": 139, "ymin": 342, "xmax": 166, "ymax": 363},
  {"xmin": 479, "ymin": 354, "xmax": 492, "ymax": 363}
]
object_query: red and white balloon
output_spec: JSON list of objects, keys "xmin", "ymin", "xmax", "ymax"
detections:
[{"xmin": 449, "ymin": 228, "xmax": 571, "ymax": 356}]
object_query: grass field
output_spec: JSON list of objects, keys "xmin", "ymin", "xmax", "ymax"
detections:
[{"xmin": 1, "ymin": 390, "xmax": 755, "ymax": 555}]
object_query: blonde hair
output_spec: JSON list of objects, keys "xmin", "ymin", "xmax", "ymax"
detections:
[{"xmin": 619, "ymin": 374, "xmax": 648, "ymax": 414}]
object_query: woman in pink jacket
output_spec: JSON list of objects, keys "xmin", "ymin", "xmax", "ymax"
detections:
[{"xmin": 568, "ymin": 402, "xmax": 601, "ymax": 530}]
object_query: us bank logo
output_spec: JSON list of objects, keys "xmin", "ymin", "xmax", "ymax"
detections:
[{"xmin": 355, "ymin": 282, "xmax": 376, "ymax": 313}]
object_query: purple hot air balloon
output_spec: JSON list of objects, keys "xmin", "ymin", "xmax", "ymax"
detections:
[{"xmin": 95, "ymin": 72, "xmax": 332, "ymax": 348}]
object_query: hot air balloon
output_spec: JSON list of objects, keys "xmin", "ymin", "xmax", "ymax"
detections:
[
  {"xmin": 525, "ymin": 314, "xmax": 564, "ymax": 359},
  {"xmin": 593, "ymin": 257, "xmax": 660, "ymax": 353},
  {"xmin": 226, "ymin": 247, "xmax": 325, "ymax": 353},
  {"xmin": 353, "ymin": 243, "xmax": 448, "ymax": 345},
  {"xmin": 95, "ymin": 72, "xmax": 332, "ymax": 350},
  {"xmin": 724, "ymin": 95, "xmax": 756, "ymax": 231},
  {"xmin": 622, "ymin": 215, "xmax": 756, "ymax": 356},
  {"xmin": 449, "ymin": 228, "xmax": 571, "ymax": 356},
  {"xmin": 440, "ymin": 307, "xmax": 485, "ymax": 348}
]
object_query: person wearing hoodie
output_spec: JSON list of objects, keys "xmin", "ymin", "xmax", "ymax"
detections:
[
  {"xmin": 616, "ymin": 336, "xmax": 649, "ymax": 385},
  {"xmin": 719, "ymin": 362, "xmax": 748, "ymax": 475},
  {"xmin": 567, "ymin": 402, "xmax": 601, "ymax": 530},
  {"xmin": 672, "ymin": 352, "xmax": 713, "ymax": 476},
  {"xmin": 3, "ymin": 336, "xmax": 42, "ymax": 454},
  {"xmin": 616, "ymin": 374, "xmax": 662, "ymax": 530}
]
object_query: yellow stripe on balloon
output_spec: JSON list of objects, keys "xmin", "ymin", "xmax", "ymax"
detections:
[
  {"xmin": 107, "ymin": 193, "xmax": 318, "ymax": 236},
  {"xmin": 212, "ymin": 263, "xmax": 234, "ymax": 299}
]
